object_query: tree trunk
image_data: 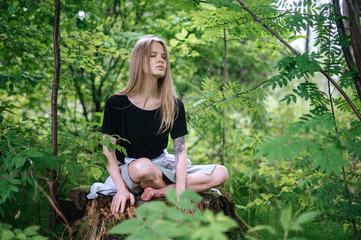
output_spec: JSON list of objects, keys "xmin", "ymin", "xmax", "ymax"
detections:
[
  {"xmin": 344, "ymin": 0, "xmax": 361, "ymax": 102},
  {"xmin": 63, "ymin": 189, "xmax": 251, "ymax": 240},
  {"xmin": 221, "ymin": 28, "xmax": 227, "ymax": 166},
  {"xmin": 50, "ymin": 0, "xmax": 61, "ymax": 229}
]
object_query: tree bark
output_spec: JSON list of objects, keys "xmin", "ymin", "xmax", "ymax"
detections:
[
  {"xmin": 50, "ymin": 0, "xmax": 61, "ymax": 230},
  {"xmin": 91, "ymin": 72, "xmax": 102, "ymax": 114},
  {"xmin": 66, "ymin": 189, "xmax": 251, "ymax": 240},
  {"xmin": 221, "ymin": 28, "xmax": 227, "ymax": 166},
  {"xmin": 50, "ymin": 1, "xmax": 73, "ymax": 238},
  {"xmin": 344, "ymin": 0, "xmax": 361, "ymax": 102}
]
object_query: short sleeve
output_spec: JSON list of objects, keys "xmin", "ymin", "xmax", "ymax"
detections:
[
  {"xmin": 101, "ymin": 97, "xmax": 116, "ymax": 135},
  {"xmin": 170, "ymin": 99, "xmax": 188, "ymax": 139}
]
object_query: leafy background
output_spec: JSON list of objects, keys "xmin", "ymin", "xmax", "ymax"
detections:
[{"xmin": 0, "ymin": 0, "xmax": 360, "ymax": 239}]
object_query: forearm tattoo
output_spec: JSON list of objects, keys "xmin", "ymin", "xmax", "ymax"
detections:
[{"xmin": 174, "ymin": 136, "xmax": 186, "ymax": 166}]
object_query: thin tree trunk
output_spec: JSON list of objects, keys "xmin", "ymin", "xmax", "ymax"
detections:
[
  {"xmin": 50, "ymin": 0, "xmax": 61, "ymax": 229},
  {"xmin": 236, "ymin": 0, "xmax": 361, "ymax": 121},
  {"xmin": 335, "ymin": 0, "xmax": 361, "ymax": 102},
  {"xmin": 90, "ymin": 72, "xmax": 101, "ymax": 114},
  {"xmin": 304, "ymin": 0, "xmax": 310, "ymax": 55},
  {"xmin": 50, "ymin": 2, "xmax": 73, "ymax": 238},
  {"xmin": 221, "ymin": 28, "xmax": 227, "ymax": 166},
  {"xmin": 71, "ymin": 67, "xmax": 90, "ymax": 122},
  {"xmin": 344, "ymin": 0, "xmax": 361, "ymax": 102},
  {"xmin": 305, "ymin": 24, "xmax": 310, "ymax": 54}
]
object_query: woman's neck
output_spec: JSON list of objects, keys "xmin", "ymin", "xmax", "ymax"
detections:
[
  {"xmin": 128, "ymin": 76, "xmax": 161, "ymax": 110},
  {"xmin": 138, "ymin": 76, "xmax": 159, "ymax": 99}
]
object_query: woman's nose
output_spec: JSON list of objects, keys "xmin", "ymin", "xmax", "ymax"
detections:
[{"xmin": 156, "ymin": 56, "xmax": 163, "ymax": 62}]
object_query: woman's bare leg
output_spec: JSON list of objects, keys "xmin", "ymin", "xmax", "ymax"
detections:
[
  {"xmin": 140, "ymin": 165, "xmax": 229, "ymax": 201},
  {"xmin": 128, "ymin": 158, "xmax": 168, "ymax": 189}
]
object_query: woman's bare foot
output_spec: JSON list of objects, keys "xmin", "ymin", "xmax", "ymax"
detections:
[
  {"xmin": 140, "ymin": 187, "xmax": 159, "ymax": 201},
  {"xmin": 140, "ymin": 185, "xmax": 174, "ymax": 201}
]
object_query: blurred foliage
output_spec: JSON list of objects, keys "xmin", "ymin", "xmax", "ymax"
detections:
[{"xmin": 108, "ymin": 189, "xmax": 237, "ymax": 240}]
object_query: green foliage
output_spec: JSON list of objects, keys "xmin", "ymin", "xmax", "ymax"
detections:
[
  {"xmin": 1, "ymin": 0, "xmax": 361, "ymax": 239},
  {"xmin": 108, "ymin": 189, "xmax": 237, "ymax": 240},
  {"xmin": 246, "ymin": 205, "xmax": 318, "ymax": 240},
  {"xmin": 255, "ymin": 113, "xmax": 348, "ymax": 175},
  {"xmin": 0, "ymin": 223, "xmax": 47, "ymax": 240}
]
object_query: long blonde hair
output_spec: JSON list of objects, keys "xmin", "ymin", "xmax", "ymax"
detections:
[{"xmin": 117, "ymin": 35, "xmax": 178, "ymax": 133}]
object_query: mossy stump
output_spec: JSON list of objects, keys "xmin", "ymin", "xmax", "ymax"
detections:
[{"xmin": 64, "ymin": 189, "xmax": 250, "ymax": 240}]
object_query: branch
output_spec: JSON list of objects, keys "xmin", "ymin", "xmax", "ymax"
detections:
[
  {"xmin": 34, "ymin": 179, "xmax": 73, "ymax": 239},
  {"xmin": 0, "ymin": 23, "xmax": 54, "ymax": 68},
  {"xmin": 189, "ymin": 80, "xmax": 267, "ymax": 115},
  {"xmin": 236, "ymin": 0, "xmax": 361, "ymax": 121},
  {"xmin": 59, "ymin": 34, "xmax": 76, "ymax": 47}
]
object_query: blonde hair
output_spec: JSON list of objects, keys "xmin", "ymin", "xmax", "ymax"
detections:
[{"xmin": 117, "ymin": 35, "xmax": 178, "ymax": 133}]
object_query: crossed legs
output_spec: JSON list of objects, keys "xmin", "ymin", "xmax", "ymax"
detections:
[{"xmin": 128, "ymin": 158, "xmax": 229, "ymax": 201}]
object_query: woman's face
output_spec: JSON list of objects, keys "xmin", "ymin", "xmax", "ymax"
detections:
[{"xmin": 144, "ymin": 42, "xmax": 167, "ymax": 79}]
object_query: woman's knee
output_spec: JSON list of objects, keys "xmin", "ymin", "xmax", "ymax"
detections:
[
  {"xmin": 214, "ymin": 165, "xmax": 229, "ymax": 185},
  {"xmin": 129, "ymin": 158, "xmax": 155, "ymax": 181}
]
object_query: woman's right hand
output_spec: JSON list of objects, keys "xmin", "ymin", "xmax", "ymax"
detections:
[{"xmin": 111, "ymin": 188, "xmax": 135, "ymax": 215}]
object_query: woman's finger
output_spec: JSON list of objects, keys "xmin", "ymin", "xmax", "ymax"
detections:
[
  {"xmin": 130, "ymin": 193, "xmax": 135, "ymax": 205},
  {"xmin": 120, "ymin": 197, "xmax": 127, "ymax": 213}
]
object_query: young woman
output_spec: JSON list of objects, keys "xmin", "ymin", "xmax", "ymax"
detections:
[{"xmin": 87, "ymin": 35, "xmax": 229, "ymax": 215}]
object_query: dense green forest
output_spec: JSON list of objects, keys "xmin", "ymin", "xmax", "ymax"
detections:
[{"xmin": 1, "ymin": 0, "xmax": 361, "ymax": 239}]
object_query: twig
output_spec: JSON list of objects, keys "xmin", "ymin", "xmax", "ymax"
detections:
[
  {"xmin": 34, "ymin": 179, "xmax": 73, "ymax": 239},
  {"xmin": 31, "ymin": 115, "xmax": 51, "ymax": 147},
  {"xmin": 201, "ymin": 58, "xmax": 222, "ymax": 82},
  {"xmin": 59, "ymin": 34, "xmax": 76, "ymax": 47}
]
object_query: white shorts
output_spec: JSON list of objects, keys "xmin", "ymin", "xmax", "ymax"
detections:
[{"xmin": 87, "ymin": 150, "xmax": 217, "ymax": 198}]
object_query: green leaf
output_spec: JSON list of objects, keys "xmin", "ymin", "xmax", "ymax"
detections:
[
  {"xmin": 1, "ymin": 229, "xmax": 15, "ymax": 240},
  {"xmin": 67, "ymin": 163, "xmax": 81, "ymax": 179},
  {"xmin": 291, "ymin": 211, "xmax": 318, "ymax": 231},
  {"xmin": 170, "ymin": 39, "xmax": 179, "ymax": 47},
  {"xmin": 127, "ymin": 229, "xmax": 159, "ymax": 240},
  {"xmin": 60, "ymin": 31, "xmax": 68, "ymax": 39},
  {"xmin": 165, "ymin": 188, "xmax": 178, "ymax": 206},
  {"xmin": 179, "ymin": 189, "xmax": 202, "ymax": 203},
  {"xmin": 136, "ymin": 201, "xmax": 167, "ymax": 218},
  {"xmin": 152, "ymin": 220, "xmax": 184, "ymax": 238},
  {"xmin": 30, "ymin": 236, "xmax": 48, "ymax": 240},
  {"xmin": 280, "ymin": 205, "xmax": 292, "ymax": 233},
  {"xmin": 165, "ymin": 207, "xmax": 186, "ymax": 221},
  {"xmin": 23, "ymin": 226, "xmax": 40, "ymax": 236},
  {"xmin": 90, "ymin": 167, "xmax": 102, "ymax": 180},
  {"xmin": 8, "ymin": 5, "xmax": 17, "ymax": 14},
  {"xmin": 14, "ymin": 155, "xmax": 27, "ymax": 169},
  {"xmin": 87, "ymin": 135, "xmax": 99, "ymax": 152},
  {"xmin": 178, "ymin": 200, "xmax": 195, "ymax": 210},
  {"xmin": 96, "ymin": 24, "xmax": 104, "ymax": 31},
  {"xmin": 100, "ymin": 136, "xmax": 115, "ymax": 152},
  {"xmin": 247, "ymin": 225, "xmax": 276, "ymax": 235},
  {"xmin": 107, "ymin": 218, "xmax": 144, "ymax": 234},
  {"xmin": 175, "ymin": 28, "xmax": 188, "ymax": 40},
  {"xmin": 12, "ymin": 74, "xmax": 22, "ymax": 83},
  {"xmin": 187, "ymin": 33, "xmax": 197, "ymax": 44}
]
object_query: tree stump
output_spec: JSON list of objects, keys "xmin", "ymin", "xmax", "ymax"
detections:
[{"xmin": 61, "ymin": 189, "xmax": 251, "ymax": 240}]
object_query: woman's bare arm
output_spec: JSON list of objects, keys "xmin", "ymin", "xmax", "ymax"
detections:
[
  {"xmin": 103, "ymin": 134, "xmax": 135, "ymax": 214},
  {"xmin": 173, "ymin": 136, "xmax": 188, "ymax": 195}
]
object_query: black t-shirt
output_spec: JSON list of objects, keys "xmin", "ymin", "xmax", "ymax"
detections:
[{"xmin": 101, "ymin": 94, "xmax": 188, "ymax": 163}]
